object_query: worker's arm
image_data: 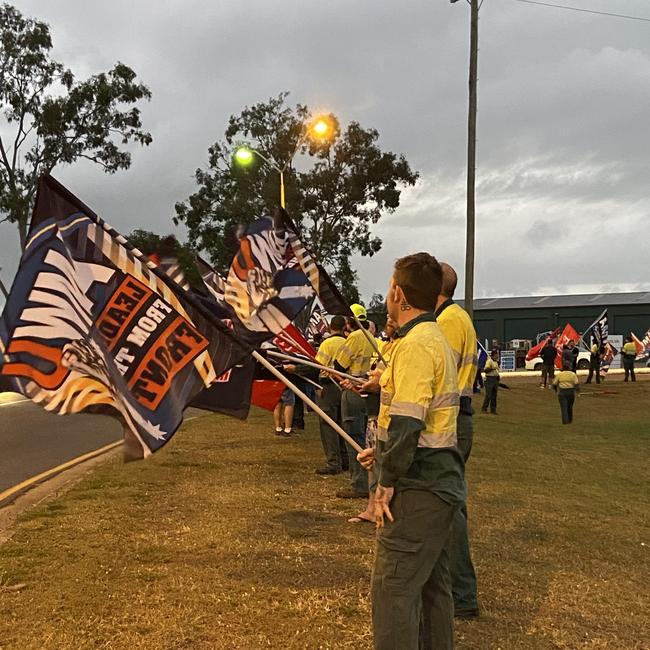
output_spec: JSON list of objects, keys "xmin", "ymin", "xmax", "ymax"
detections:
[{"xmin": 378, "ymin": 342, "xmax": 431, "ymax": 488}]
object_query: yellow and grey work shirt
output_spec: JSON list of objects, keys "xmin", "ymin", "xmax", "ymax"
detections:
[
  {"xmin": 315, "ymin": 334, "xmax": 346, "ymax": 377},
  {"xmin": 483, "ymin": 358, "xmax": 500, "ymax": 379},
  {"xmin": 376, "ymin": 313, "xmax": 464, "ymax": 503},
  {"xmin": 436, "ymin": 300, "xmax": 478, "ymax": 401},
  {"xmin": 622, "ymin": 342, "xmax": 637, "ymax": 358},
  {"xmin": 553, "ymin": 370, "xmax": 579, "ymax": 390},
  {"xmin": 334, "ymin": 327, "xmax": 375, "ymax": 376}
]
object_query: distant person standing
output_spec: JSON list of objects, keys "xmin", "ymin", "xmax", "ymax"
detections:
[
  {"xmin": 586, "ymin": 337, "xmax": 601, "ymax": 384},
  {"xmin": 571, "ymin": 341, "xmax": 579, "ymax": 372},
  {"xmin": 553, "ymin": 363, "xmax": 580, "ymax": 424},
  {"xmin": 314, "ymin": 315, "xmax": 348, "ymax": 475},
  {"xmin": 622, "ymin": 336, "xmax": 637, "ymax": 382},
  {"xmin": 481, "ymin": 350, "xmax": 500, "ymax": 414},
  {"xmin": 273, "ymin": 388, "xmax": 295, "ymax": 436},
  {"xmin": 539, "ymin": 340, "xmax": 557, "ymax": 389},
  {"xmin": 334, "ymin": 304, "xmax": 376, "ymax": 499}
]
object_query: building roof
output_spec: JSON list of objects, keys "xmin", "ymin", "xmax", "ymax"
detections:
[{"xmin": 462, "ymin": 292, "xmax": 650, "ymax": 311}]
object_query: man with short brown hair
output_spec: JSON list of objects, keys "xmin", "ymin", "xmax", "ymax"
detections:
[{"xmin": 358, "ymin": 252, "xmax": 465, "ymax": 650}]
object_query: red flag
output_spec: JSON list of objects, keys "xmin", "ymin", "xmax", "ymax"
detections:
[
  {"xmin": 526, "ymin": 328, "xmax": 560, "ymax": 362},
  {"xmin": 631, "ymin": 332, "xmax": 648, "ymax": 359},
  {"xmin": 272, "ymin": 323, "xmax": 316, "ymax": 359},
  {"xmin": 251, "ymin": 379, "xmax": 285, "ymax": 411},
  {"xmin": 555, "ymin": 323, "xmax": 581, "ymax": 369},
  {"xmin": 250, "ymin": 324, "xmax": 316, "ymax": 413}
]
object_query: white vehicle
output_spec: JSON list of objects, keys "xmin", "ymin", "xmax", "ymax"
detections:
[{"xmin": 525, "ymin": 350, "xmax": 591, "ymax": 372}]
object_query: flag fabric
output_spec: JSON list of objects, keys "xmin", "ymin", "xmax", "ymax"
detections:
[
  {"xmin": 599, "ymin": 341, "xmax": 619, "ymax": 376},
  {"xmin": 250, "ymin": 374, "xmax": 285, "ymax": 411},
  {"xmin": 0, "ymin": 175, "xmax": 250, "ymax": 460},
  {"xmin": 196, "ymin": 255, "xmax": 226, "ymax": 303},
  {"xmin": 306, "ymin": 306, "xmax": 330, "ymax": 342},
  {"xmin": 225, "ymin": 214, "xmax": 314, "ymax": 335},
  {"xmin": 153, "ymin": 256, "xmax": 190, "ymax": 291},
  {"xmin": 272, "ymin": 322, "xmax": 316, "ymax": 359},
  {"xmin": 283, "ymin": 213, "xmax": 351, "ymax": 317},
  {"xmin": 477, "ymin": 340, "xmax": 488, "ymax": 370},
  {"xmin": 526, "ymin": 327, "xmax": 560, "ymax": 362},
  {"xmin": 590, "ymin": 309, "xmax": 609, "ymax": 348},
  {"xmin": 554, "ymin": 323, "xmax": 581, "ymax": 369},
  {"xmin": 632, "ymin": 330, "xmax": 650, "ymax": 361},
  {"xmin": 189, "ymin": 356, "xmax": 256, "ymax": 419},
  {"xmin": 247, "ymin": 323, "xmax": 316, "ymax": 413}
]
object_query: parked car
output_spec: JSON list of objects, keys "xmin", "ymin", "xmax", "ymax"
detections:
[{"xmin": 525, "ymin": 349, "xmax": 590, "ymax": 371}]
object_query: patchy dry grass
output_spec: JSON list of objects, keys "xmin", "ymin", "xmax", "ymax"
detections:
[{"xmin": 0, "ymin": 377, "xmax": 649, "ymax": 649}]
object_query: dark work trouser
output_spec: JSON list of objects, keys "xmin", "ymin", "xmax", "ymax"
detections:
[
  {"xmin": 482, "ymin": 376, "xmax": 498, "ymax": 413},
  {"xmin": 558, "ymin": 388, "xmax": 575, "ymax": 424},
  {"xmin": 341, "ymin": 389, "xmax": 368, "ymax": 494},
  {"xmin": 449, "ymin": 411, "xmax": 478, "ymax": 614},
  {"xmin": 540, "ymin": 362, "xmax": 554, "ymax": 387},
  {"xmin": 623, "ymin": 357, "xmax": 636, "ymax": 382},
  {"xmin": 317, "ymin": 382, "xmax": 343, "ymax": 471},
  {"xmin": 586, "ymin": 359, "xmax": 600, "ymax": 383},
  {"xmin": 372, "ymin": 490, "xmax": 457, "ymax": 650},
  {"xmin": 292, "ymin": 378, "xmax": 305, "ymax": 429}
]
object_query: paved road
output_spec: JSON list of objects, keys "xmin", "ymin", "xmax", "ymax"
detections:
[{"xmin": 0, "ymin": 396, "xmax": 123, "ymax": 493}]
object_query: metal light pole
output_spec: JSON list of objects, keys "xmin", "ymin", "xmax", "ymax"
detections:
[
  {"xmin": 234, "ymin": 117, "xmax": 332, "ymax": 209},
  {"xmin": 234, "ymin": 147, "xmax": 286, "ymax": 207},
  {"xmin": 452, "ymin": 0, "xmax": 480, "ymax": 319}
]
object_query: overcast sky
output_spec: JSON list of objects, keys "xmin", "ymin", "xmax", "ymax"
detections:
[{"xmin": 2, "ymin": 0, "xmax": 649, "ymax": 304}]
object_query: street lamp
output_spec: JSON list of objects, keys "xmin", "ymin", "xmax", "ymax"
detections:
[{"xmin": 233, "ymin": 114, "xmax": 334, "ymax": 209}]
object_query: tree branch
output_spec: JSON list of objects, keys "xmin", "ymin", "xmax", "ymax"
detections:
[{"xmin": 0, "ymin": 136, "xmax": 15, "ymax": 187}]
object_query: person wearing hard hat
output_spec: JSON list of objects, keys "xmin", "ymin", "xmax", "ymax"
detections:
[{"xmin": 333, "ymin": 303, "xmax": 376, "ymax": 499}]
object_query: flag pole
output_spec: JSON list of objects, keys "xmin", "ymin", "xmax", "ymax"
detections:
[
  {"xmin": 580, "ymin": 308, "xmax": 607, "ymax": 348},
  {"xmin": 252, "ymin": 350, "xmax": 363, "ymax": 453},
  {"xmin": 290, "ymin": 374, "xmax": 323, "ymax": 392},
  {"xmin": 266, "ymin": 350, "xmax": 365, "ymax": 384}
]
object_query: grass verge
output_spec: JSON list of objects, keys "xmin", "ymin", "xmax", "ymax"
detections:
[{"xmin": 0, "ymin": 377, "xmax": 648, "ymax": 649}]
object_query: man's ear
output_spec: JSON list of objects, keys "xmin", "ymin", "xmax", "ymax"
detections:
[{"xmin": 392, "ymin": 283, "xmax": 404, "ymax": 305}]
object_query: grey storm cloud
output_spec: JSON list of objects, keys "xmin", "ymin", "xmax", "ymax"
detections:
[{"xmin": 1, "ymin": 0, "xmax": 649, "ymax": 305}]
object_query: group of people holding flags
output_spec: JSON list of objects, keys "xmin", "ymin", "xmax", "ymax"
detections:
[
  {"xmin": 527, "ymin": 314, "xmax": 646, "ymax": 425},
  {"xmin": 271, "ymin": 257, "xmax": 483, "ymax": 648},
  {"xmin": 4, "ymin": 175, "xmax": 645, "ymax": 648},
  {"xmin": 0, "ymin": 175, "xmax": 485, "ymax": 649}
]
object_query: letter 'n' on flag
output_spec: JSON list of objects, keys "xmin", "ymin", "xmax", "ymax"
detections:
[{"xmin": 0, "ymin": 175, "xmax": 250, "ymax": 460}]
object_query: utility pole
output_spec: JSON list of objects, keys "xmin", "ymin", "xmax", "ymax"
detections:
[{"xmin": 464, "ymin": 0, "xmax": 480, "ymax": 319}]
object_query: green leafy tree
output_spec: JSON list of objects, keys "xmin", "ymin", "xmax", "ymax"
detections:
[
  {"xmin": 367, "ymin": 292, "xmax": 387, "ymax": 326},
  {"xmin": 0, "ymin": 4, "xmax": 152, "ymax": 249},
  {"xmin": 174, "ymin": 92, "xmax": 418, "ymax": 301}
]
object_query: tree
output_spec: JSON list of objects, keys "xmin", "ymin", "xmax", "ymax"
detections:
[
  {"xmin": 174, "ymin": 92, "xmax": 418, "ymax": 301},
  {"xmin": 127, "ymin": 229, "xmax": 203, "ymax": 289},
  {"xmin": 0, "ymin": 4, "xmax": 152, "ymax": 249},
  {"xmin": 367, "ymin": 292, "xmax": 387, "ymax": 325}
]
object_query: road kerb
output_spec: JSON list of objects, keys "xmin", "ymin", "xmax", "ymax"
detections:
[{"xmin": 0, "ymin": 440, "xmax": 123, "ymax": 509}]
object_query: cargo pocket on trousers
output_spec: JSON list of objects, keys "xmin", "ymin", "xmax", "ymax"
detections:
[{"xmin": 377, "ymin": 535, "xmax": 423, "ymax": 591}]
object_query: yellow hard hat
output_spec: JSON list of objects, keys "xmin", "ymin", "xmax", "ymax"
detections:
[{"xmin": 350, "ymin": 303, "xmax": 367, "ymax": 320}]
